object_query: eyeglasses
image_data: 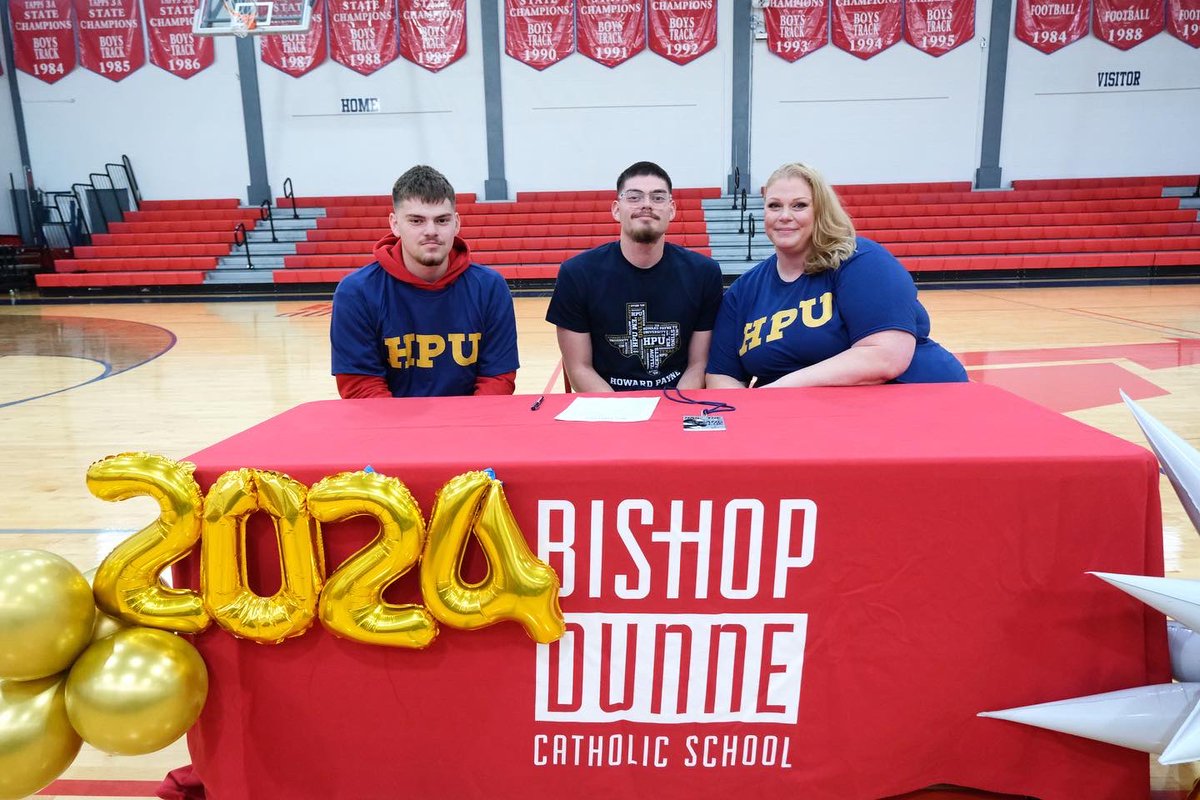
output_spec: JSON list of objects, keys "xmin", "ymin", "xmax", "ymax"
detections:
[{"xmin": 619, "ymin": 190, "xmax": 672, "ymax": 206}]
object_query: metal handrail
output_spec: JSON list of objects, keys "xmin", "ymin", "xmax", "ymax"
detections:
[
  {"xmin": 106, "ymin": 161, "xmax": 138, "ymax": 212},
  {"xmin": 745, "ymin": 214, "xmax": 755, "ymax": 261},
  {"xmin": 38, "ymin": 201, "xmax": 75, "ymax": 253},
  {"xmin": 121, "ymin": 154, "xmax": 142, "ymax": 207},
  {"xmin": 89, "ymin": 172, "xmax": 124, "ymax": 228},
  {"xmin": 731, "ymin": 166, "xmax": 741, "ymax": 209},
  {"xmin": 70, "ymin": 183, "xmax": 95, "ymax": 239},
  {"xmin": 46, "ymin": 190, "xmax": 90, "ymax": 246},
  {"xmin": 234, "ymin": 222, "xmax": 253, "ymax": 269},
  {"xmin": 259, "ymin": 200, "xmax": 278, "ymax": 243},
  {"xmin": 70, "ymin": 184, "xmax": 89, "ymax": 226},
  {"xmin": 737, "ymin": 189, "xmax": 749, "ymax": 234},
  {"xmin": 282, "ymin": 178, "xmax": 299, "ymax": 219}
]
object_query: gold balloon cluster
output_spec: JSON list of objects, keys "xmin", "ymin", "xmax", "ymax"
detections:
[
  {"xmin": 0, "ymin": 452, "xmax": 563, "ymax": 798},
  {"xmin": 0, "ymin": 550, "xmax": 208, "ymax": 800}
]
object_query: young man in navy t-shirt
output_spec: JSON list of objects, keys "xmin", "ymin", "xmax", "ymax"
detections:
[
  {"xmin": 330, "ymin": 165, "xmax": 519, "ymax": 398},
  {"xmin": 545, "ymin": 161, "xmax": 723, "ymax": 392}
]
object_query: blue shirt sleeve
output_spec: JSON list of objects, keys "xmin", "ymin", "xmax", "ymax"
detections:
[
  {"xmin": 834, "ymin": 240, "xmax": 920, "ymax": 344},
  {"xmin": 545, "ymin": 258, "xmax": 589, "ymax": 333},
  {"xmin": 705, "ymin": 277, "xmax": 749, "ymax": 381},
  {"xmin": 477, "ymin": 271, "xmax": 521, "ymax": 377},
  {"xmin": 330, "ymin": 272, "xmax": 385, "ymax": 377}
]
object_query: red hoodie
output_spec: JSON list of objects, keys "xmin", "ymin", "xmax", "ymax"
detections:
[{"xmin": 335, "ymin": 234, "xmax": 517, "ymax": 399}]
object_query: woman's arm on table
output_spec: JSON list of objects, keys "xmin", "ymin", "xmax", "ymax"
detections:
[
  {"xmin": 761, "ymin": 330, "xmax": 916, "ymax": 388},
  {"xmin": 706, "ymin": 372, "xmax": 749, "ymax": 389}
]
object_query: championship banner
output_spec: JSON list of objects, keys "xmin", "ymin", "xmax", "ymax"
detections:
[
  {"xmin": 261, "ymin": 0, "xmax": 327, "ymax": 77},
  {"xmin": 1168, "ymin": 0, "xmax": 1200, "ymax": 45},
  {"xmin": 648, "ymin": 0, "xmax": 716, "ymax": 64},
  {"xmin": 831, "ymin": 0, "xmax": 902, "ymax": 58},
  {"xmin": 1093, "ymin": 0, "xmax": 1163, "ymax": 47},
  {"xmin": 144, "ymin": 0, "xmax": 214, "ymax": 78},
  {"xmin": 398, "ymin": 0, "xmax": 466, "ymax": 72},
  {"xmin": 1015, "ymin": 0, "xmax": 1089, "ymax": 53},
  {"xmin": 763, "ymin": 0, "xmax": 829, "ymax": 61},
  {"xmin": 328, "ymin": 0, "xmax": 398, "ymax": 75},
  {"xmin": 74, "ymin": 0, "xmax": 146, "ymax": 80},
  {"xmin": 577, "ymin": 0, "xmax": 645, "ymax": 67},
  {"xmin": 504, "ymin": 0, "xmax": 573, "ymax": 70},
  {"xmin": 904, "ymin": 0, "xmax": 974, "ymax": 55},
  {"xmin": 10, "ymin": 0, "xmax": 77, "ymax": 83}
]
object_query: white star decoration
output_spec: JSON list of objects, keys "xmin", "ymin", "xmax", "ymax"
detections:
[{"xmin": 979, "ymin": 391, "xmax": 1200, "ymax": 766}]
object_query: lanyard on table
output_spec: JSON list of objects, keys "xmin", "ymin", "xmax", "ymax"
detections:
[{"xmin": 661, "ymin": 388, "xmax": 736, "ymax": 416}]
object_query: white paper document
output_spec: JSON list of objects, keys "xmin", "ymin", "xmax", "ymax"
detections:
[{"xmin": 554, "ymin": 397, "xmax": 660, "ymax": 423}]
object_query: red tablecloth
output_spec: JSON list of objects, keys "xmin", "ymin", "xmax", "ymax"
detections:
[{"xmin": 180, "ymin": 384, "xmax": 1168, "ymax": 800}]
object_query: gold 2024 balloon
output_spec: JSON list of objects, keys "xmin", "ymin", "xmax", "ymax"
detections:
[
  {"xmin": 311, "ymin": 471, "xmax": 438, "ymax": 648},
  {"xmin": 202, "ymin": 469, "xmax": 325, "ymax": 643},
  {"xmin": 87, "ymin": 453, "xmax": 564, "ymax": 646},
  {"xmin": 0, "ymin": 676, "xmax": 82, "ymax": 800},
  {"xmin": 65, "ymin": 627, "xmax": 208, "ymax": 756},
  {"xmin": 0, "ymin": 550, "xmax": 96, "ymax": 681},
  {"xmin": 87, "ymin": 453, "xmax": 210, "ymax": 633},
  {"xmin": 422, "ymin": 471, "xmax": 564, "ymax": 643}
]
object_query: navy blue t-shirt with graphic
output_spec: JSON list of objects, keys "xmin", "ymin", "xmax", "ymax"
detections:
[
  {"xmin": 547, "ymin": 242, "xmax": 723, "ymax": 390},
  {"xmin": 331, "ymin": 262, "xmax": 519, "ymax": 397},
  {"xmin": 706, "ymin": 238, "xmax": 967, "ymax": 386}
]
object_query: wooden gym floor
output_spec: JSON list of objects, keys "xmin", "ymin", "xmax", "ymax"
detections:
[{"xmin": 2, "ymin": 284, "xmax": 1200, "ymax": 799}]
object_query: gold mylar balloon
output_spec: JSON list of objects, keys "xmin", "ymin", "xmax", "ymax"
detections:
[
  {"xmin": 0, "ymin": 676, "xmax": 82, "ymax": 800},
  {"xmin": 88, "ymin": 453, "xmax": 209, "ymax": 633},
  {"xmin": 311, "ymin": 471, "xmax": 438, "ymax": 649},
  {"xmin": 65, "ymin": 628, "xmax": 208, "ymax": 756},
  {"xmin": 422, "ymin": 471, "xmax": 564, "ymax": 643},
  {"xmin": 0, "ymin": 550, "xmax": 96, "ymax": 681},
  {"xmin": 201, "ymin": 469, "xmax": 324, "ymax": 644}
]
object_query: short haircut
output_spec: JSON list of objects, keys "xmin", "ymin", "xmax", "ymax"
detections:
[
  {"xmin": 763, "ymin": 162, "xmax": 857, "ymax": 274},
  {"xmin": 392, "ymin": 165, "xmax": 456, "ymax": 208},
  {"xmin": 616, "ymin": 161, "xmax": 672, "ymax": 194}
]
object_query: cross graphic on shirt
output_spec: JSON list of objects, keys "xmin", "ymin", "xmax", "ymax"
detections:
[{"xmin": 606, "ymin": 302, "xmax": 680, "ymax": 375}]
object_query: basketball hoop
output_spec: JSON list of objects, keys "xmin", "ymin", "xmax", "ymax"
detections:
[
  {"xmin": 222, "ymin": 0, "xmax": 258, "ymax": 37},
  {"xmin": 194, "ymin": 0, "xmax": 310, "ymax": 38}
]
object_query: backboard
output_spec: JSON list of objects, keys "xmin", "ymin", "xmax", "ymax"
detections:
[{"xmin": 192, "ymin": 0, "xmax": 316, "ymax": 37}]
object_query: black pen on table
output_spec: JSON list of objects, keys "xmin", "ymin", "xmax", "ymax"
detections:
[{"xmin": 530, "ymin": 395, "xmax": 545, "ymax": 411}]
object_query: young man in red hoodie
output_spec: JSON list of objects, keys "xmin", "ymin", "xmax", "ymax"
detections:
[{"xmin": 330, "ymin": 165, "xmax": 519, "ymax": 398}]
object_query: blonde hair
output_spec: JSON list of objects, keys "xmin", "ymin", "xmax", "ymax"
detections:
[{"xmin": 763, "ymin": 163, "xmax": 857, "ymax": 274}]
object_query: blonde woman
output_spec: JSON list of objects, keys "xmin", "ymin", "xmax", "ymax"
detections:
[{"xmin": 706, "ymin": 163, "xmax": 966, "ymax": 388}]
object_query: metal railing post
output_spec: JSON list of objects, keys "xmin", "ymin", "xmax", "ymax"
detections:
[
  {"xmin": 234, "ymin": 222, "xmax": 253, "ymax": 268},
  {"xmin": 121, "ymin": 155, "xmax": 142, "ymax": 208},
  {"xmin": 106, "ymin": 161, "xmax": 139, "ymax": 212},
  {"xmin": 259, "ymin": 201, "xmax": 278, "ymax": 243},
  {"xmin": 282, "ymin": 178, "xmax": 299, "ymax": 219},
  {"xmin": 746, "ymin": 214, "xmax": 755, "ymax": 261}
]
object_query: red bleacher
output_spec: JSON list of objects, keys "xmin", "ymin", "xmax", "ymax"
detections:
[
  {"xmin": 273, "ymin": 191, "xmax": 716, "ymax": 283},
  {"xmin": 35, "ymin": 177, "xmax": 1200, "ymax": 290},
  {"xmin": 37, "ymin": 198, "xmax": 250, "ymax": 289}
]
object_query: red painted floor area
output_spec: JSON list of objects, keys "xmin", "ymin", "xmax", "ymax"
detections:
[
  {"xmin": 38, "ymin": 779, "xmax": 163, "ymax": 796},
  {"xmin": 967, "ymin": 361, "xmax": 1167, "ymax": 412},
  {"xmin": 957, "ymin": 340, "xmax": 1200, "ymax": 371}
]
